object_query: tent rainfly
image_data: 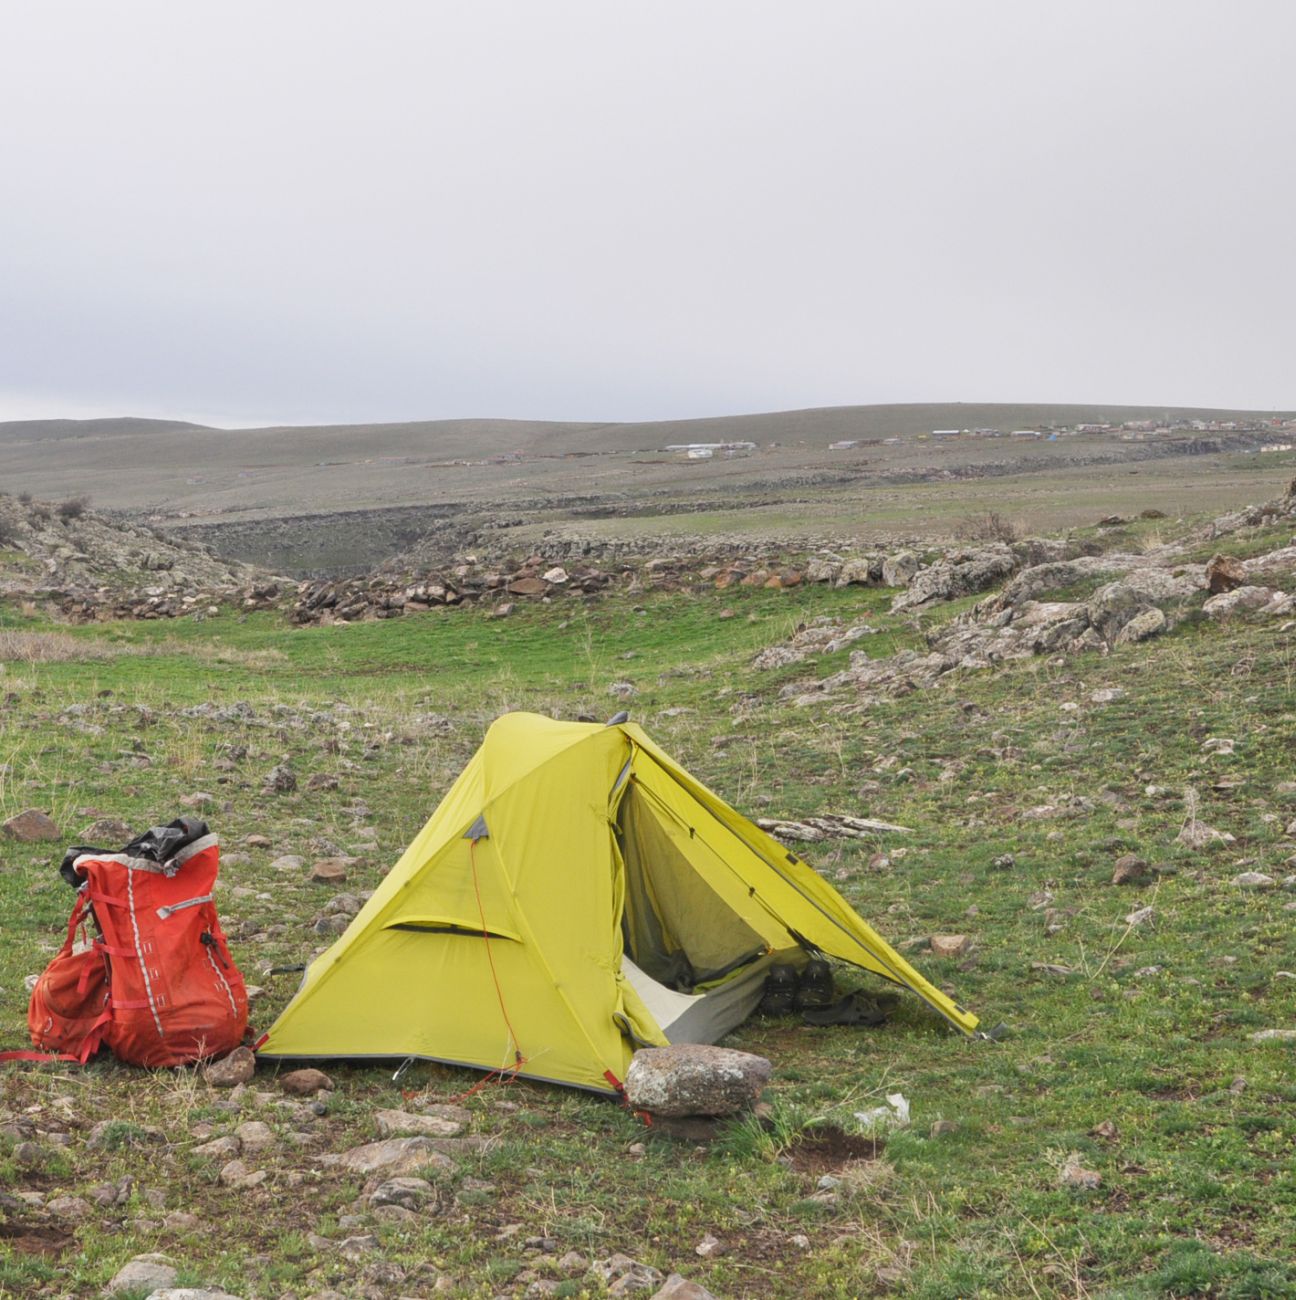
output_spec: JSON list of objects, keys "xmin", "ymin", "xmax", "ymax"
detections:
[{"xmin": 259, "ymin": 713, "xmax": 979, "ymax": 1093}]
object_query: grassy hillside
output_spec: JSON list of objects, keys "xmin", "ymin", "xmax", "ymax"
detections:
[
  {"xmin": 1, "ymin": 403, "xmax": 1291, "ymax": 525},
  {"xmin": 1, "ymin": 521, "xmax": 1293, "ymax": 1297}
]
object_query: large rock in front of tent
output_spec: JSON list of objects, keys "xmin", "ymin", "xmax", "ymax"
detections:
[{"xmin": 625, "ymin": 1044, "xmax": 772, "ymax": 1117}]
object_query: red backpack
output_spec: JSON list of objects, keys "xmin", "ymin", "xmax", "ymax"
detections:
[{"xmin": 10, "ymin": 818, "xmax": 248, "ymax": 1068}]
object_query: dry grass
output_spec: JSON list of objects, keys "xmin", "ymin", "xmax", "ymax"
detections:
[
  {"xmin": 0, "ymin": 631, "xmax": 289, "ymax": 670},
  {"xmin": 0, "ymin": 630, "xmax": 131, "ymax": 665}
]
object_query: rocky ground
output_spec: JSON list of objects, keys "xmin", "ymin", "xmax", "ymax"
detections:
[
  {"xmin": 1, "ymin": 484, "xmax": 1294, "ymax": 1297},
  {"xmin": 776, "ymin": 486, "xmax": 1296, "ymax": 711},
  {"xmin": 0, "ymin": 494, "xmax": 280, "ymax": 620},
  {"xmin": 5, "ymin": 485, "xmax": 1296, "ymax": 647}
]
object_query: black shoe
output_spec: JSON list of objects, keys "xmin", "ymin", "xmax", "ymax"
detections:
[
  {"xmin": 758, "ymin": 965, "xmax": 798, "ymax": 1016},
  {"xmin": 802, "ymin": 990, "xmax": 893, "ymax": 1027},
  {"xmin": 794, "ymin": 958, "xmax": 835, "ymax": 1011}
]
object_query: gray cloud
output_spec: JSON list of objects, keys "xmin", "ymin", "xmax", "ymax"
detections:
[{"xmin": 1, "ymin": 0, "xmax": 1293, "ymax": 426}]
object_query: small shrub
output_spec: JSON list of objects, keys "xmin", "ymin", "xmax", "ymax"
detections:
[
  {"xmin": 955, "ymin": 510, "xmax": 1020, "ymax": 543},
  {"xmin": 56, "ymin": 495, "xmax": 90, "ymax": 520}
]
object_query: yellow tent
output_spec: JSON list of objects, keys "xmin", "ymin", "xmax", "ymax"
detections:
[{"xmin": 259, "ymin": 713, "xmax": 978, "ymax": 1093}]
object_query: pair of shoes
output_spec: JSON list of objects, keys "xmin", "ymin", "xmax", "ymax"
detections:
[
  {"xmin": 757, "ymin": 965, "xmax": 798, "ymax": 1016},
  {"xmin": 758, "ymin": 959, "xmax": 836, "ymax": 1017},
  {"xmin": 794, "ymin": 958, "xmax": 835, "ymax": 1012},
  {"xmin": 801, "ymin": 990, "xmax": 896, "ymax": 1027}
]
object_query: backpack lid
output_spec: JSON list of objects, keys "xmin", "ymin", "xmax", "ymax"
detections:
[
  {"xmin": 57, "ymin": 816, "xmax": 212, "ymax": 888},
  {"xmin": 121, "ymin": 817, "xmax": 211, "ymax": 863}
]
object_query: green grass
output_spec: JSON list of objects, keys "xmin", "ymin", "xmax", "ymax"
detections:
[{"xmin": 1, "ymin": 569, "xmax": 1294, "ymax": 1297}]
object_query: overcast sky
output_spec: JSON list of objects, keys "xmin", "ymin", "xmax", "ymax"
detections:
[{"xmin": 1, "ymin": 2, "xmax": 1293, "ymax": 428}]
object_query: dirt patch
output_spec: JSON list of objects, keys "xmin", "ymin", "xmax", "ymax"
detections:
[
  {"xmin": 0, "ymin": 1219, "xmax": 75, "ymax": 1255},
  {"xmin": 786, "ymin": 1125, "xmax": 883, "ymax": 1175}
]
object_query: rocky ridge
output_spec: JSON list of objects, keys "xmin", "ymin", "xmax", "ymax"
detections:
[
  {"xmin": 777, "ymin": 486, "xmax": 1296, "ymax": 710},
  {"xmin": 0, "ymin": 493, "xmax": 281, "ymax": 619},
  {"xmin": 6, "ymin": 484, "xmax": 1296, "ymax": 636}
]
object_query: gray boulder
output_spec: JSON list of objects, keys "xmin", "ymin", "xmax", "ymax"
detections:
[
  {"xmin": 1087, "ymin": 575, "xmax": 1184, "ymax": 644},
  {"xmin": 999, "ymin": 555, "xmax": 1139, "ymax": 606},
  {"xmin": 1113, "ymin": 607, "xmax": 1167, "ymax": 646},
  {"xmin": 1202, "ymin": 585, "xmax": 1276, "ymax": 618},
  {"xmin": 892, "ymin": 546, "xmax": 1016, "ymax": 611},
  {"xmin": 881, "ymin": 551, "xmax": 920, "ymax": 588},
  {"xmin": 105, "ymin": 1255, "xmax": 177, "ymax": 1295},
  {"xmin": 625, "ymin": 1044, "xmax": 772, "ymax": 1117}
]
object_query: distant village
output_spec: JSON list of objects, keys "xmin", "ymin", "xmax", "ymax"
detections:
[{"xmin": 664, "ymin": 415, "xmax": 1296, "ymax": 460}]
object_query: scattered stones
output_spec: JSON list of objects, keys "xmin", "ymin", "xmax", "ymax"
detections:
[
  {"xmin": 105, "ymin": 1253, "xmax": 178, "ymax": 1295},
  {"xmin": 262, "ymin": 762, "xmax": 297, "ymax": 795},
  {"xmin": 2, "ymin": 809, "xmax": 60, "ymax": 842},
  {"xmin": 1232, "ymin": 872, "xmax": 1276, "ymax": 889},
  {"xmin": 193, "ymin": 1135, "xmax": 242, "ymax": 1160},
  {"xmin": 204, "ymin": 1047, "xmax": 256, "ymax": 1088},
  {"xmin": 1058, "ymin": 1152, "xmax": 1102, "ymax": 1189},
  {"xmin": 756, "ymin": 812, "xmax": 912, "ymax": 841},
  {"xmin": 891, "ymin": 545, "xmax": 1016, "ymax": 611},
  {"xmin": 1205, "ymin": 553, "xmax": 1247, "ymax": 593},
  {"xmin": 624, "ymin": 1044, "xmax": 772, "ymax": 1117},
  {"xmin": 218, "ymin": 1158, "xmax": 267, "ymax": 1189},
  {"xmin": 1112, "ymin": 606, "xmax": 1166, "ymax": 646},
  {"xmin": 46, "ymin": 1194, "xmax": 92, "ymax": 1219},
  {"xmin": 929, "ymin": 934, "xmax": 970, "ymax": 958},
  {"xmin": 278, "ymin": 1068, "xmax": 333, "ymax": 1096},
  {"xmin": 375, "ymin": 1109, "xmax": 465, "ymax": 1139},
  {"xmin": 310, "ymin": 858, "xmax": 351, "ymax": 884},
  {"xmin": 652, "ymin": 1276, "xmax": 720, "ymax": 1300},
  {"xmin": 369, "ymin": 1177, "xmax": 436, "ymax": 1210},
  {"xmin": 881, "ymin": 551, "xmax": 920, "ymax": 588},
  {"xmin": 333, "ymin": 1137, "xmax": 455, "ymax": 1176},
  {"xmin": 1202, "ymin": 585, "xmax": 1275, "ymax": 619},
  {"xmin": 1249, "ymin": 1028, "xmax": 1296, "ymax": 1043},
  {"xmin": 592, "ymin": 1255, "xmax": 664, "ymax": 1296},
  {"xmin": 270, "ymin": 854, "xmax": 304, "ymax": 872},
  {"xmin": 80, "ymin": 816, "xmax": 134, "ymax": 843},
  {"xmin": 1176, "ymin": 820, "xmax": 1236, "ymax": 851},
  {"xmin": 87, "ymin": 1119, "xmax": 166, "ymax": 1149},
  {"xmin": 1111, "ymin": 854, "xmax": 1152, "ymax": 886},
  {"xmin": 143, "ymin": 1290, "xmax": 243, "ymax": 1300},
  {"xmin": 1031, "ymin": 962, "xmax": 1074, "ymax": 977},
  {"xmin": 337, "ymin": 1234, "xmax": 380, "ymax": 1260},
  {"xmin": 234, "ymin": 1120, "xmax": 275, "ymax": 1153},
  {"xmin": 752, "ymin": 617, "xmax": 876, "ymax": 670}
]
